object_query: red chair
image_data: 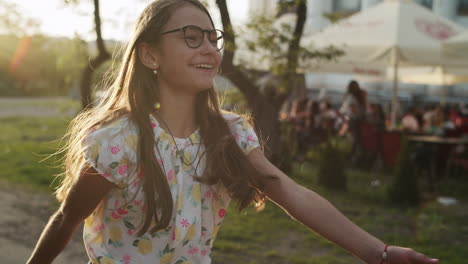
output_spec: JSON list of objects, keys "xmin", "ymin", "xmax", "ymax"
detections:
[
  {"xmin": 380, "ymin": 130, "xmax": 402, "ymax": 167},
  {"xmin": 359, "ymin": 122, "xmax": 379, "ymax": 154}
]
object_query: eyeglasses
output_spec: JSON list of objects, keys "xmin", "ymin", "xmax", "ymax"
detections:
[{"xmin": 160, "ymin": 25, "xmax": 224, "ymax": 51}]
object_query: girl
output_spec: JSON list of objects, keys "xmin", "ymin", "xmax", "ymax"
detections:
[{"xmin": 28, "ymin": 1, "xmax": 440, "ymax": 263}]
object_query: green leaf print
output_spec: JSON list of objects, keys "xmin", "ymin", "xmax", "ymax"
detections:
[
  {"xmin": 109, "ymin": 162, "xmax": 119, "ymax": 169},
  {"xmin": 124, "ymin": 220, "xmax": 135, "ymax": 230},
  {"xmin": 132, "ymin": 239, "xmax": 140, "ymax": 247},
  {"xmin": 241, "ymin": 141, "xmax": 247, "ymax": 150},
  {"xmin": 163, "ymin": 244, "xmax": 170, "ymax": 254},
  {"xmin": 205, "ymin": 239, "xmax": 211, "ymax": 246},
  {"xmin": 94, "ymin": 154, "xmax": 99, "ymax": 166}
]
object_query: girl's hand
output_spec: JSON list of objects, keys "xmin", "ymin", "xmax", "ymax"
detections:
[{"xmin": 386, "ymin": 246, "xmax": 439, "ymax": 264}]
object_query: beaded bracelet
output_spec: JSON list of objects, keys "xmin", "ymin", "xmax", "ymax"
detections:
[{"xmin": 380, "ymin": 245, "xmax": 389, "ymax": 264}]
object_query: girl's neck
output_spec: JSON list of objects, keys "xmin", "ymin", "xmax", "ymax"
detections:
[{"xmin": 156, "ymin": 90, "xmax": 198, "ymax": 139}]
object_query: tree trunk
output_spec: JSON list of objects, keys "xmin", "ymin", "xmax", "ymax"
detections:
[
  {"xmin": 216, "ymin": 0, "xmax": 307, "ymax": 170},
  {"xmin": 80, "ymin": 0, "xmax": 110, "ymax": 109}
]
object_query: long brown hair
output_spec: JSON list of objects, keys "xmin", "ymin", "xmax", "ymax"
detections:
[{"xmin": 56, "ymin": 0, "xmax": 270, "ymax": 236}]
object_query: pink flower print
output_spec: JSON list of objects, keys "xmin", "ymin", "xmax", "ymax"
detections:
[
  {"xmin": 205, "ymin": 191, "xmax": 211, "ymax": 198},
  {"xmin": 118, "ymin": 164, "xmax": 128, "ymax": 175},
  {"xmin": 127, "ymin": 229, "xmax": 134, "ymax": 235},
  {"xmin": 109, "ymin": 145, "xmax": 121, "ymax": 154},
  {"xmin": 167, "ymin": 169, "xmax": 174, "ymax": 182},
  {"xmin": 201, "ymin": 232, "xmax": 206, "ymax": 237},
  {"xmin": 188, "ymin": 247, "xmax": 199, "ymax": 255},
  {"xmin": 218, "ymin": 208, "xmax": 226, "ymax": 218},
  {"xmin": 201, "ymin": 250, "xmax": 207, "ymax": 256},
  {"xmin": 180, "ymin": 219, "xmax": 189, "ymax": 228},
  {"xmin": 132, "ymin": 200, "xmax": 142, "ymax": 206},
  {"xmin": 117, "ymin": 208, "xmax": 128, "ymax": 215},
  {"xmin": 102, "ymin": 173, "xmax": 111, "ymax": 178},
  {"xmin": 151, "ymin": 122, "xmax": 157, "ymax": 128},
  {"xmin": 247, "ymin": 134, "xmax": 255, "ymax": 142},
  {"xmin": 123, "ymin": 255, "xmax": 131, "ymax": 264},
  {"xmin": 93, "ymin": 224, "xmax": 105, "ymax": 233},
  {"xmin": 111, "ymin": 211, "xmax": 122, "ymax": 220},
  {"xmin": 131, "ymin": 179, "xmax": 139, "ymax": 188}
]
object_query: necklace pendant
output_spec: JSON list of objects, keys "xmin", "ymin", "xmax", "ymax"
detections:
[{"xmin": 175, "ymin": 150, "xmax": 181, "ymax": 158}]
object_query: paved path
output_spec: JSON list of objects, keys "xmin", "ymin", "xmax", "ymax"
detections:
[{"xmin": 0, "ymin": 181, "xmax": 88, "ymax": 264}]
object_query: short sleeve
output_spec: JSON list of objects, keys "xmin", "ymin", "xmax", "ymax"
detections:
[
  {"xmin": 82, "ymin": 117, "xmax": 138, "ymax": 186},
  {"xmin": 224, "ymin": 112, "xmax": 260, "ymax": 155}
]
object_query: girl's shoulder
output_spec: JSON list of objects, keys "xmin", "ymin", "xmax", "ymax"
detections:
[
  {"xmin": 84, "ymin": 115, "xmax": 138, "ymax": 147},
  {"xmin": 221, "ymin": 111, "xmax": 252, "ymax": 125}
]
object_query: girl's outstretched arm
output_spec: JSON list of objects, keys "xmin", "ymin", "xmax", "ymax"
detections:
[
  {"xmin": 248, "ymin": 148, "xmax": 439, "ymax": 264},
  {"xmin": 27, "ymin": 167, "xmax": 115, "ymax": 264}
]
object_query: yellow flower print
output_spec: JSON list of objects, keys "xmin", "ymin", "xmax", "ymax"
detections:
[
  {"xmin": 177, "ymin": 193, "xmax": 184, "ymax": 210},
  {"xmin": 192, "ymin": 183, "xmax": 201, "ymax": 204},
  {"xmin": 160, "ymin": 252, "xmax": 174, "ymax": 264},
  {"xmin": 159, "ymin": 132, "xmax": 172, "ymax": 144},
  {"xmin": 212, "ymin": 225, "xmax": 220, "ymax": 239},
  {"xmin": 124, "ymin": 135, "xmax": 138, "ymax": 149},
  {"xmin": 174, "ymin": 226, "xmax": 181, "ymax": 241},
  {"xmin": 90, "ymin": 143, "xmax": 100, "ymax": 161},
  {"xmin": 182, "ymin": 151, "xmax": 193, "ymax": 172},
  {"xmin": 242, "ymin": 119, "xmax": 250, "ymax": 130},
  {"xmin": 91, "ymin": 232, "xmax": 104, "ymax": 244},
  {"xmin": 189, "ymin": 133, "xmax": 199, "ymax": 144},
  {"xmin": 137, "ymin": 239, "xmax": 153, "ymax": 255},
  {"xmin": 99, "ymin": 256, "xmax": 115, "ymax": 264},
  {"xmin": 109, "ymin": 226, "xmax": 122, "ymax": 241},
  {"xmin": 185, "ymin": 224, "xmax": 197, "ymax": 241},
  {"xmin": 181, "ymin": 261, "xmax": 193, "ymax": 264},
  {"xmin": 84, "ymin": 215, "xmax": 93, "ymax": 228}
]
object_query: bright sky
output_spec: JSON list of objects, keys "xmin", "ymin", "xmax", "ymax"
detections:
[{"xmin": 6, "ymin": 0, "xmax": 249, "ymax": 41}]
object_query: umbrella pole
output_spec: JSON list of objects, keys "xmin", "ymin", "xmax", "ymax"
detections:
[
  {"xmin": 391, "ymin": 56, "xmax": 399, "ymax": 130},
  {"xmin": 441, "ymin": 66, "xmax": 447, "ymax": 107}
]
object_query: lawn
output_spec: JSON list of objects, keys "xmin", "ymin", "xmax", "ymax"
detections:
[{"xmin": 1, "ymin": 113, "xmax": 467, "ymax": 264}]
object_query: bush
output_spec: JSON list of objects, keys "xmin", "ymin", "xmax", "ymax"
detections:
[
  {"xmin": 316, "ymin": 138, "xmax": 347, "ymax": 191},
  {"xmin": 387, "ymin": 137, "xmax": 420, "ymax": 206}
]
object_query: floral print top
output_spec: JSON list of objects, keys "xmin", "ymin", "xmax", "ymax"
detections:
[{"xmin": 82, "ymin": 112, "xmax": 259, "ymax": 264}]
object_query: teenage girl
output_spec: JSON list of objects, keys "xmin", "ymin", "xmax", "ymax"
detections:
[{"xmin": 27, "ymin": 1, "xmax": 440, "ymax": 263}]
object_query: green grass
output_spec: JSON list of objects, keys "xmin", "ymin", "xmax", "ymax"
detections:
[
  {"xmin": 1, "ymin": 115, "xmax": 468, "ymax": 263},
  {"xmin": 0, "ymin": 116, "xmax": 71, "ymax": 192}
]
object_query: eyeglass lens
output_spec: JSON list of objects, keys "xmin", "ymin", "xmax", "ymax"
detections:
[{"xmin": 184, "ymin": 26, "xmax": 224, "ymax": 50}]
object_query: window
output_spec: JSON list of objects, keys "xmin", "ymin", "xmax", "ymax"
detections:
[
  {"xmin": 458, "ymin": 0, "xmax": 468, "ymax": 16},
  {"xmin": 332, "ymin": 0, "xmax": 361, "ymax": 16},
  {"xmin": 417, "ymin": 0, "xmax": 433, "ymax": 10}
]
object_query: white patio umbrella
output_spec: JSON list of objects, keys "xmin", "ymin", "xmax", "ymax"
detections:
[
  {"xmin": 399, "ymin": 66, "xmax": 468, "ymax": 105},
  {"xmin": 300, "ymin": 0, "xmax": 468, "ymax": 127},
  {"xmin": 443, "ymin": 30, "xmax": 468, "ymax": 58}
]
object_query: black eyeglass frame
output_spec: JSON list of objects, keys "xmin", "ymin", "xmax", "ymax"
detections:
[{"xmin": 160, "ymin": 25, "xmax": 224, "ymax": 51}]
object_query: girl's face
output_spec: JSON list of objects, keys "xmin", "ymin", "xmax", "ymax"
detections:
[{"xmin": 155, "ymin": 4, "xmax": 222, "ymax": 95}]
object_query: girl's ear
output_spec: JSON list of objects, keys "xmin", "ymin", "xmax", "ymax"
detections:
[{"xmin": 138, "ymin": 42, "xmax": 159, "ymax": 71}]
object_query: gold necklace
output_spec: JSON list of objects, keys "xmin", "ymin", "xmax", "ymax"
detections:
[{"xmin": 154, "ymin": 112, "xmax": 201, "ymax": 166}]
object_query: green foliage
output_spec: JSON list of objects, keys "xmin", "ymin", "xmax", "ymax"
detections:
[
  {"xmin": 0, "ymin": 0, "xmax": 40, "ymax": 36},
  {"xmin": 0, "ymin": 34, "xmax": 89, "ymax": 96},
  {"xmin": 239, "ymin": 14, "xmax": 344, "ymax": 95},
  {"xmin": 388, "ymin": 137, "xmax": 421, "ymax": 206},
  {"xmin": 316, "ymin": 138, "xmax": 347, "ymax": 191}
]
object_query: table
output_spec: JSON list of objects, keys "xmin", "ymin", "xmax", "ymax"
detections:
[{"xmin": 407, "ymin": 135, "xmax": 468, "ymax": 191}]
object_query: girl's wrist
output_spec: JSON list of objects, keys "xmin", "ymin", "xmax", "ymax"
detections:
[{"xmin": 379, "ymin": 244, "xmax": 389, "ymax": 264}]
